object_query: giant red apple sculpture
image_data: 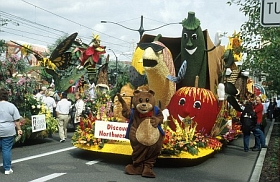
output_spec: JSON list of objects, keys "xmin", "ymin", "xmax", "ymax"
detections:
[{"xmin": 167, "ymin": 87, "xmax": 218, "ymax": 134}]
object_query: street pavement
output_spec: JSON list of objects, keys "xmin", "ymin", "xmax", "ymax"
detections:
[
  {"xmin": 67, "ymin": 119, "xmax": 274, "ymax": 182},
  {"xmin": 1, "ymin": 120, "xmax": 273, "ymax": 182}
]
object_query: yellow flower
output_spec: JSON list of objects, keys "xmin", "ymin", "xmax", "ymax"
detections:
[{"xmin": 216, "ymin": 136, "xmax": 222, "ymax": 140}]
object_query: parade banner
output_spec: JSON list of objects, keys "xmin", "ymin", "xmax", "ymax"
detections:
[
  {"xmin": 94, "ymin": 120, "xmax": 129, "ymax": 141},
  {"xmin": 31, "ymin": 114, "xmax": 46, "ymax": 132}
]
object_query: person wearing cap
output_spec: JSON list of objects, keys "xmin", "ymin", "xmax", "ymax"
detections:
[
  {"xmin": 44, "ymin": 91, "xmax": 56, "ymax": 117},
  {"xmin": 56, "ymin": 92, "xmax": 71, "ymax": 142},
  {"xmin": 0, "ymin": 88, "xmax": 22, "ymax": 175}
]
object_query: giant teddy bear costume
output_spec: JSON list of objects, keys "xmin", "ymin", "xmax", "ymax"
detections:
[{"xmin": 117, "ymin": 89, "xmax": 164, "ymax": 178}]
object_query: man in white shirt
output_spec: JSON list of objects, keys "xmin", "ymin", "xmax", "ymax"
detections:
[
  {"xmin": 44, "ymin": 91, "xmax": 56, "ymax": 117},
  {"xmin": 56, "ymin": 92, "xmax": 71, "ymax": 142},
  {"xmin": 35, "ymin": 86, "xmax": 47, "ymax": 102}
]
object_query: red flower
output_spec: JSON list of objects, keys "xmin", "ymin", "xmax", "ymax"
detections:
[{"xmin": 163, "ymin": 130, "xmax": 172, "ymax": 144}]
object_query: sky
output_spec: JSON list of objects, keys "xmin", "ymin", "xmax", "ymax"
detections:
[{"xmin": 0, "ymin": 0, "xmax": 248, "ymax": 61}]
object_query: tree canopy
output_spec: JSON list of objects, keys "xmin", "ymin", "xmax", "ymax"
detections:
[{"xmin": 228, "ymin": 0, "xmax": 280, "ymax": 95}]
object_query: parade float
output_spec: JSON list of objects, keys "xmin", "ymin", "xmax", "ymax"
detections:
[
  {"xmin": 71, "ymin": 12, "xmax": 244, "ymax": 161},
  {"xmin": 1, "ymin": 12, "xmax": 245, "ymax": 161}
]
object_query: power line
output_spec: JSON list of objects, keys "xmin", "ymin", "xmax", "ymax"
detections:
[
  {"xmin": 1, "ymin": 11, "xmax": 98, "ymax": 45},
  {"xmin": 2, "ymin": 2, "xmax": 137, "ymax": 55},
  {"xmin": 2, "ymin": 26, "xmax": 58, "ymax": 40},
  {"xmin": 1, "ymin": 11, "xmax": 95, "ymax": 46},
  {"xmin": 2, "ymin": 31, "xmax": 52, "ymax": 44},
  {"xmin": 0, "ymin": 11, "xmax": 66, "ymax": 34},
  {"xmin": 0, "ymin": 11, "xmax": 68, "ymax": 43},
  {"xmin": 113, "ymin": 17, "xmax": 140, "ymax": 24},
  {"xmin": 144, "ymin": 16, "xmax": 180, "ymax": 26},
  {"xmin": 1, "ymin": 11, "xmax": 132, "ymax": 50},
  {"xmin": 21, "ymin": 0, "xmax": 132, "ymax": 44}
]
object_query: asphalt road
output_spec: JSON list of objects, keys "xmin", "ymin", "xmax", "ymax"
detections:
[{"xmin": 0, "ymin": 126, "xmax": 266, "ymax": 182}]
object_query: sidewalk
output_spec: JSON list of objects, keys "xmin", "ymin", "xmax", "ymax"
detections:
[
  {"xmin": 227, "ymin": 119, "xmax": 274, "ymax": 182},
  {"xmin": 249, "ymin": 119, "xmax": 275, "ymax": 182}
]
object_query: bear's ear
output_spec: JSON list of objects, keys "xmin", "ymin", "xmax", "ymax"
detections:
[
  {"xmin": 148, "ymin": 90, "xmax": 155, "ymax": 96},
  {"xmin": 133, "ymin": 90, "xmax": 141, "ymax": 96}
]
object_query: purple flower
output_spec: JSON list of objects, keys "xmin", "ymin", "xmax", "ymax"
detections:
[
  {"xmin": 17, "ymin": 77, "xmax": 26, "ymax": 86},
  {"xmin": 8, "ymin": 54, "xmax": 20, "ymax": 63},
  {"xmin": 6, "ymin": 78, "xmax": 12, "ymax": 83}
]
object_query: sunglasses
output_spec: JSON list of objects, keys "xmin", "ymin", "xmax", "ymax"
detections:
[{"xmin": 137, "ymin": 43, "xmax": 165, "ymax": 52}]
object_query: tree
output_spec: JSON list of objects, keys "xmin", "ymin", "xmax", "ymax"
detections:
[
  {"xmin": 228, "ymin": 0, "xmax": 280, "ymax": 94},
  {"xmin": 0, "ymin": 39, "xmax": 6, "ymax": 57}
]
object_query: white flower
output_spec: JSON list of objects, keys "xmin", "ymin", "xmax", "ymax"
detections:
[
  {"xmin": 37, "ymin": 105, "xmax": 41, "ymax": 109},
  {"xmin": 32, "ymin": 105, "xmax": 36, "ymax": 109}
]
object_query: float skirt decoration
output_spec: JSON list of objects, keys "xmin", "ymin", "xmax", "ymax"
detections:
[
  {"xmin": 73, "ymin": 116, "xmax": 220, "ymax": 159},
  {"xmin": 74, "ymin": 141, "xmax": 214, "ymax": 159}
]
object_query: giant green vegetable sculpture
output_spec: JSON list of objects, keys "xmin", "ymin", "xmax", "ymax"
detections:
[{"xmin": 179, "ymin": 12, "xmax": 207, "ymax": 88}]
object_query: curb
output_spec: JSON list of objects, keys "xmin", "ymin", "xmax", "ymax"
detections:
[{"xmin": 249, "ymin": 120, "xmax": 275, "ymax": 182}]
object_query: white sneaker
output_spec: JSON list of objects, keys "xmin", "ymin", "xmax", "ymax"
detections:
[{"xmin": 5, "ymin": 169, "xmax": 13, "ymax": 175}]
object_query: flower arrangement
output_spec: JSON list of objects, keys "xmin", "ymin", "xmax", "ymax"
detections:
[
  {"xmin": 210, "ymin": 101, "xmax": 242, "ymax": 144},
  {"xmin": 72, "ymin": 88, "xmax": 120, "ymax": 148},
  {"xmin": 39, "ymin": 104, "xmax": 58, "ymax": 135},
  {"xmin": 222, "ymin": 121, "xmax": 242, "ymax": 142},
  {"xmin": 161, "ymin": 116, "xmax": 222, "ymax": 156},
  {"xmin": 210, "ymin": 102, "xmax": 229, "ymax": 137},
  {"xmin": 17, "ymin": 117, "xmax": 33, "ymax": 143},
  {"xmin": 15, "ymin": 102, "xmax": 58, "ymax": 143},
  {"xmin": 94, "ymin": 90, "xmax": 113, "ymax": 120},
  {"xmin": 72, "ymin": 112, "xmax": 106, "ymax": 147},
  {"xmin": 24, "ymin": 94, "xmax": 42, "ymax": 117},
  {"xmin": 16, "ymin": 117, "xmax": 48, "ymax": 143}
]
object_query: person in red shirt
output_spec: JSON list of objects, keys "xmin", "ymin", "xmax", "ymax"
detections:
[
  {"xmin": 251, "ymin": 96, "xmax": 267, "ymax": 151},
  {"xmin": 254, "ymin": 96, "xmax": 263, "ymax": 125}
]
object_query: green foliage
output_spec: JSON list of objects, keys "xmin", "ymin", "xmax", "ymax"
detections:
[
  {"xmin": 0, "ymin": 54, "xmax": 28, "ymax": 78},
  {"xmin": 228, "ymin": 0, "xmax": 280, "ymax": 94},
  {"xmin": 55, "ymin": 67, "xmax": 87, "ymax": 92},
  {"xmin": 109, "ymin": 63, "xmax": 131, "ymax": 100},
  {"xmin": 0, "ymin": 39, "xmax": 6, "ymax": 57}
]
